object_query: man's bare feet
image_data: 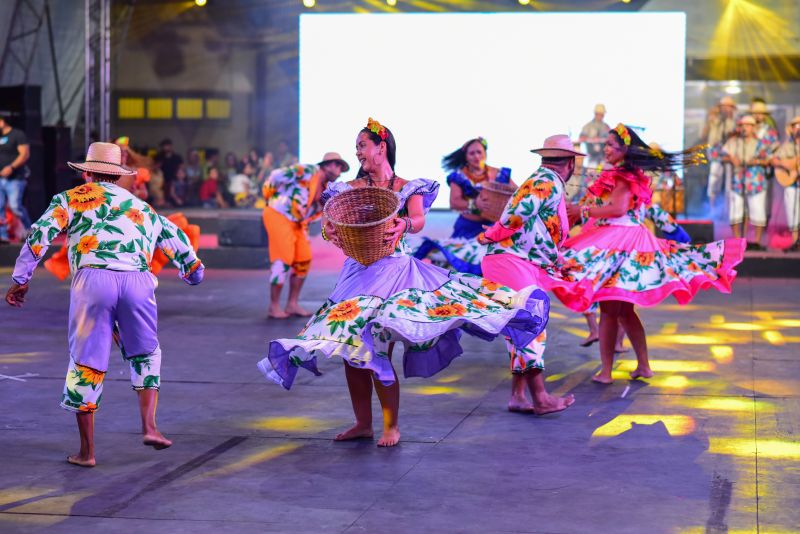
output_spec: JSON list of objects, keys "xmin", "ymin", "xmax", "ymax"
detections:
[
  {"xmin": 143, "ymin": 430, "xmax": 173, "ymax": 450},
  {"xmin": 532, "ymin": 393, "xmax": 575, "ymax": 415},
  {"xmin": 334, "ymin": 424, "xmax": 374, "ymax": 441},
  {"xmin": 580, "ymin": 335, "xmax": 599, "ymax": 347},
  {"xmin": 507, "ymin": 397, "xmax": 536, "ymax": 414},
  {"xmin": 285, "ymin": 304, "xmax": 312, "ymax": 317},
  {"xmin": 592, "ymin": 373, "xmax": 613, "ymax": 384},
  {"xmin": 268, "ymin": 305, "xmax": 289, "ymax": 319},
  {"xmin": 377, "ymin": 427, "xmax": 400, "ymax": 447},
  {"xmin": 67, "ymin": 454, "xmax": 95, "ymax": 467},
  {"xmin": 629, "ymin": 368, "xmax": 654, "ymax": 380}
]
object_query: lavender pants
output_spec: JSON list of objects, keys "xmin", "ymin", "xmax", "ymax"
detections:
[{"xmin": 69, "ymin": 268, "xmax": 159, "ymax": 372}]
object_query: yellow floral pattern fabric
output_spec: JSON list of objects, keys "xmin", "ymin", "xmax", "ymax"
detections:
[{"xmin": 262, "ymin": 164, "xmax": 321, "ymax": 223}]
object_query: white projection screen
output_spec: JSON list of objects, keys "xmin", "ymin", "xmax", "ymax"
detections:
[{"xmin": 299, "ymin": 12, "xmax": 686, "ymax": 208}]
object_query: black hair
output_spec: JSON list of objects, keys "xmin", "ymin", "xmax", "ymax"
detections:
[
  {"xmin": 610, "ymin": 125, "xmax": 705, "ymax": 172},
  {"xmin": 441, "ymin": 137, "xmax": 488, "ymax": 172},
  {"xmin": 159, "ymin": 138, "xmax": 172, "ymax": 147},
  {"xmin": 89, "ymin": 171, "xmax": 121, "ymax": 181},
  {"xmin": 355, "ymin": 125, "xmax": 397, "ymax": 179}
]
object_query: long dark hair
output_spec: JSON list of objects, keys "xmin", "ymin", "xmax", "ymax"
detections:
[
  {"xmin": 355, "ymin": 124, "xmax": 397, "ymax": 179},
  {"xmin": 441, "ymin": 137, "xmax": 487, "ymax": 172},
  {"xmin": 610, "ymin": 124, "xmax": 705, "ymax": 172}
]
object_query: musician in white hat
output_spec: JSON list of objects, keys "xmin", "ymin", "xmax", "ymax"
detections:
[
  {"xmin": 771, "ymin": 115, "xmax": 800, "ymax": 251},
  {"xmin": 261, "ymin": 151, "xmax": 349, "ymax": 318},
  {"xmin": 5, "ymin": 142, "xmax": 204, "ymax": 467},
  {"xmin": 578, "ymin": 103, "xmax": 611, "ymax": 170},
  {"xmin": 704, "ymin": 96, "xmax": 738, "ymax": 207}
]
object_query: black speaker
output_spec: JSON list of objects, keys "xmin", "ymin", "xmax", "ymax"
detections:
[
  {"xmin": 0, "ymin": 85, "xmax": 42, "ymax": 142},
  {"xmin": 217, "ymin": 213, "xmax": 267, "ymax": 247},
  {"xmin": 42, "ymin": 126, "xmax": 77, "ymax": 197}
]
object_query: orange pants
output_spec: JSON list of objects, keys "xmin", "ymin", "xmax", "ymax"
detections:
[{"xmin": 263, "ymin": 207, "xmax": 311, "ymax": 285}]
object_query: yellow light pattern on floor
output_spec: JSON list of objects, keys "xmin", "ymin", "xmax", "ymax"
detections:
[
  {"xmin": 405, "ymin": 385, "xmax": 475, "ymax": 397},
  {"xmin": 763, "ymin": 330, "xmax": 785, "ymax": 345},
  {"xmin": 245, "ymin": 416, "xmax": 337, "ymax": 433},
  {"xmin": 709, "ymin": 438, "xmax": 800, "ymax": 459},
  {"xmin": 592, "ymin": 415, "xmax": 696, "ymax": 438},
  {"xmin": 193, "ymin": 443, "xmax": 302, "ymax": 481},
  {"xmin": 689, "ymin": 398, "xmax": 756, "ymax": 412},
  {"xmin": 435, "ymin": 374, "xmax": 463, "ymax": 384},
  {"xmin": 659, "ymin": 322, "xmax": 678, "ymax": 335},
  {"xmin": 616, "ymin": 360, "xmax": 715, "ymax": 373},
  {"xmin": 710, "ymin": 345, "xmax": 734, "ymax": 364}
]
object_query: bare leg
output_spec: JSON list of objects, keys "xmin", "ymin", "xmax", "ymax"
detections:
[
  {"xmin": 285, "ymin": 275, "xmax": 311, "ymax": 317},
  {"xmin": 269, "ymin": 283, "xmax": 288, "ymax": 318},
  {"xmin": 615, "ymin": 320, "xmax": 628, "ymax": 353},
  {"xmin": 508, "ymin": 374, "xmax": 534, "ymax": 413},
  {"xmin": 617, "ymin": 303, "xmax": 653, "ymax": 379},
  {"xmin": 731, "ymin": 224, "xmax": 741, "ymax": 239},
  {"xmin": 139, "ymin": 389, "xmax": 172, "ymax": 449},
  {"xmin": 580, "ymin": 312, "xmax": 600, "ymax": 346},
  {"xmin": 525, "ymin": 370, "xmax": 575, "ymax": 415},
  {"xmin": 594, "ymin": 301, "xmax": 622, "ymax": 384},
  {"xmin": 754, "ymin": 226, "xmax": 765, "ymax": 247},
  {"xmin": 372, "ymin": 368, "xmax": 400, "ymax": 447},
  {"xmin": 68, "ymin": 412, "xmax": 96, "ymax": 467},
  {"xmin": 335, "ymin": 362, "xmax": 375, "ymax": 441}
]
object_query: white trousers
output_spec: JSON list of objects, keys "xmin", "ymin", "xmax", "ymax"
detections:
[
  {"xmin": 729, "ymin": 190, "xmax": 768, "ymax": 227},
  {"xmin": 707, "ymin": 161, "xmax": 732, "ymax": 199},
  {"xmin": 784, "ymin": 186, "xmax": 800, "ymax": 231}
]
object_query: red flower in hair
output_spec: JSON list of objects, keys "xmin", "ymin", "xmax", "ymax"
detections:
[{"xmin": 367, "ymin": 117, "xmax": 388, "ymax": 140}]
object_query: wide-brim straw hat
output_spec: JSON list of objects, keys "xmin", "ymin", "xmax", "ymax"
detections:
[
  {"xmin": 68, "ymin": 142, "xmax": 136, "ymax": 175},
  {"xmin": 318, "ymin": 151, "xmax": 350, "ymax": 172},
  {"xmin": 719, "ymin": 96, "xmax": 737, "ymax": 108},
  {"xmin": 594, "ymin": 104, "xmax": 606, "ymax": 114},
  {"xmin": 789, "ymin": 115, "xmax": 800, "ymax": 126},
  {"xmin": 750, "ymin": 101, "xmax": 769, "ymax": 114},
  {"xmin": 531, "ymin": 134, "xmax": 586, "ymax": 158},
  {"xmin": 738, "ymin": 115, "xmax": 756, "ymax": 126}
]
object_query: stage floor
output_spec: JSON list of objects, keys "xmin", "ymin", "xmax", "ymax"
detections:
[{"xmin": 0, "ymin": 269, "xmax": 798, "ymax": 533}]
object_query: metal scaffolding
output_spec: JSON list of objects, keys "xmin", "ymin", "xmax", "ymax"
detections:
[
  {"xmin": 84, "ymin": 0, "xmax": 111, "ymax": 150},
  {"xmin": 0, "ymin": 0, "xmax": 46, "ymax": 85}
]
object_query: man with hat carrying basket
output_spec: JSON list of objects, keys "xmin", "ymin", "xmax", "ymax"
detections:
[
  {"xmin": 5, "ymin": 142, "xmax": 204, "ymax": 467},
  {"xmin": 261, "ymin": 151, "xmax": 349, "ymax": 318}
]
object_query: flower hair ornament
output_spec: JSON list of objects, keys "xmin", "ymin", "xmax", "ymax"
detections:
[
  {"xmin": 367, "ymin": 117, "xmax": 388, "ymax": 141},
  {"xmin": 463, "ymin": 137, "xmax": 488, "ymax": 150},
  {"xmin": 614, "ymin": 123, "xmax": 632, "ymax": 146}
]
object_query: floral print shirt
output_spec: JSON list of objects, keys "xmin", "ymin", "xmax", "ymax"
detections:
[
  {"xmin": 483, "ymin": 166, "xmax": 569, "ymax": 268},
  {"xmin": 12, "ymin": 181, "xmax": 201, "ymax": 285},
  {"xmin": 722, "ymin": 136, "xmax": 777, "ymax": 196},
  {"xmin": 262, "ymin": 164, "xmax": 323, "ymax": 223}
]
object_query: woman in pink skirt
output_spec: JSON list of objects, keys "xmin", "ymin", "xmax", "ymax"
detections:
[{"xmin": 528, "ymin": 124, "xmax": 745, "ymax": 383}]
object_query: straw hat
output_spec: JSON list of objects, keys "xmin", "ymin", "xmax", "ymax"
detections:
[
  {"xmin": 594, "ymin": 104, "xmax": 606, "ymax": 114},
  {"xmin": 68, "ymin": 142, "xmax": 136, "ymax": 175},
  {"xmin": 738, "ymin": 115, "xmax": 756, "ymax": 126},
  {"xmin": 318, "ymin": 151, "xmax": 350, "ymax": 172},
  {"xmin": 719, "ymin": 96, "xmax": 737, "ymax": 108},
  {"xmin": 789, "ymin": 115, "xmax": 800, "ymax": 126},
  {"xmin": 531, "ymin": 134, "xmax": 586, "ymax": 158},
  {"xmin": 750, "ymin": 101, "xmax": 769, "ymax": 114}
]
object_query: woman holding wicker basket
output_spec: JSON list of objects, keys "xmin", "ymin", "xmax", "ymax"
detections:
[
  {"xmin": 413, "ymin": 137, "xmax": 516, "ymax": 274},
  {"xmin": 257, "ymin": 118, "xmax": 570, "ymax": 447}
]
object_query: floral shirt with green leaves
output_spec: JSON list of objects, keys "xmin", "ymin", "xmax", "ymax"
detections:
[
  {"xmin": 12, "ymin": 181, "xmax": 201, "ymax": 285},
  {"xmin": 483, "ymin": 166, "xmax": 569, "ymax": 269},
  {"xmin": 262, "ymin": 163, "xmax": 322, "ymax": 223}
]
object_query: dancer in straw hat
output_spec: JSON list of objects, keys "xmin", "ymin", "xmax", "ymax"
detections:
[
  {"xmin": 258, "ymin": 118, "xmax": 556, "ymax": 447},
  {"xmin": 5, "ymin": 142, "xmax": 204, "ymax": 467},
  {"xmin": 261, "ymin": 151, "xmax": 349, "ymax": 318}
]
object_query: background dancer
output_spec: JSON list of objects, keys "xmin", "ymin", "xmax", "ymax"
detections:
[
  {"xmin": 261, "ymin": 152, "xmax": 349, "ymax": 318},
  {"xmin": 772, "ymin": 115, "xmax": 800, "ymax": 251},
  {"xmin": 258, "ymin": 119, "xmax": 552, "ymax": 447},
  {"xmin": 5, "ymin": 142, "xmax": 204, "ymax": 467}
]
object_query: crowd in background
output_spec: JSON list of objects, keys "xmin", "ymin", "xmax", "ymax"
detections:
[{"xmin": 123, "ymin": 138, "xmax": 299, "ymax": 210}]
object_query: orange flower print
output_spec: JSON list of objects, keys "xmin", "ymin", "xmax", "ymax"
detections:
[
  {"xmin": 125, "ymin": 208, "xmax": 144, "ymax": 225},
  {"xmin": 30, "ymin": 244, "xmax": 43, "ymax": 258},
  {"xmin": 53, "ymin": 206, "xmax": 69, "ymax": 229},
  {"xmin": 79, "ymin": 402, "xmax": 98, "ymax": 412},
  {"xmin": 327, "ymin": 300, "xmax": 362, "ymax": 322},
  {"xmin": 295, "ymin": 165, "xmax": 305, "ymax": 176},
  {"xmin": 290, "ymin": 200, "xmax": 304, "ymax": 220},
  {"xmin": 161, "ymin": 247, "xmax": 175, "ymax": 260},
  {"xmin": 544, "ymin": 215, "xmax": 562, "ymax": 244},
  {"xmin": 506, "ymin": 215, "xmax": 524, "ymax": 230},
  {"xmin": 665, "ymin": 267, "xmax": 678, "ymax": 278},
  {"xmin": 636, "ymin": 252, "xmax": 655, "ymax": 267},
  {"xmin": 532, "ymin": 180, "xmax": 554, "ymax": 200},
  {"xmin": 397, "ymin": 299, "xmax": 415, "ymax": 308},
  {"xmin": 481, "ymin": 279, "xmax": 501, "ymax": 291},
  {"xmin": 427, "ymin": 303, "xmax": 467, "ymax": 318},
  {"xmin": 75, "ymin": 364, "xmax": 104, "ymax": 387},
  {"xmin": 67, "ymin": 183, "xmax": 105, "ymax": 212},
  {"xmin": 262, "ymin": 184, "xmax": 276, "ymax": 200},
  {"xmin": 603, "ymin": 272, "xmax": 621, "ymax": 288},
  {"xmin": 499, "ymin": 237, "xmax": 514, "ymax": 248},
  {"xmin": 688, "ymin": 262, "xmax": 700, "ymax": 272},
  {"xmin": 471, "ymin": 299, "xmax": 488, "ymax": 309},
  {"xmin": 76, "ymin": 235, "xmax": 99, "ymax": 254}
]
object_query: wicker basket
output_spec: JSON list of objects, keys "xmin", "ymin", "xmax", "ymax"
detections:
[
  {"xmin": 478, "ymin": 182, "xmax": 517, "ymax": 222},
  {"xmin": 324, "ymin": 186, "xmax": 400, "ymax": 266}
]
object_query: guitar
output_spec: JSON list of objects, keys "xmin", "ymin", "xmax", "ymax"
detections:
[{"xmin": 774, "ymin": 157, "xmax": 799, "ymax": 187}]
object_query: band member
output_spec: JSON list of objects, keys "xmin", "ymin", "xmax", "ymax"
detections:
[
  {"xmin": 703, "ymin": 96, "xmax": 738, "ymax": 206},
  {"xmin": 0, "ymin": 114, "xmax": 31, "ymax": 244},
  {"xmin": 579, "ymin": 104, "xmax": 611, "ymax": 170},
  {"xmin": 772, "ymin": 116, "xmax": 800, "ymax": 251}
]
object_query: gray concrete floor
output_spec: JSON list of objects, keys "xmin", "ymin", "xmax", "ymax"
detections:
[{"xmin": 0, "ymin": 268, "xmax": 798, "ymax": 533}]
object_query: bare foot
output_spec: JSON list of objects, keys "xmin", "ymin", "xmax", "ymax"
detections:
[
  {"xmin": 592, "ymin": 373, "xmax": 613, "ymax": 385},
  {"xmin": 629, "ymin": 368, "xmax": 654, "ymax": 380},
  {"xmin": 67, "ymin": 454, "xmax": 95, "ymax": 467},
  {"xmin": 334, "ymin": 424, "xmax": 374, "ymax": 441},
  {"xmin": 268, "ymin": 306, "xmax": 289, "ymax": 319},
  {"xmin": 532, "ymin": 393, "xmax": 575, "ymax": 415},
  {"xmin": 377, "ymin": 427, "xmax": 400, "ymax": 447},
  {"xmin": 507, "ymin": 397, "xmax": 535, "ymax": 414},
  {"xmin": 285, "ymin": 304, "xmax": 312, "ymax": 317},
  {"xmin": 143, "ymin": 431, "xmax": 173, "ymax": 450},
  {"xmin": 580, "ymin": 335, "xmax": 599, "ymax": 347},
  {"xmin": 615, "ymin": 344, "xmax": 630, "ymax": 354}
]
